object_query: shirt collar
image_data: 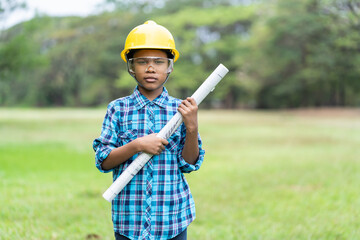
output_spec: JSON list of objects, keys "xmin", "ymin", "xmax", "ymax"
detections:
[{"xmin": 132, "ymin": 87, "xmax": 169, "ymax": 110}]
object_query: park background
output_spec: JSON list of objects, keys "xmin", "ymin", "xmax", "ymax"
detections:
[{"xmin": 1, "ymin": 0, "xmax": 360, "ymax": 239}]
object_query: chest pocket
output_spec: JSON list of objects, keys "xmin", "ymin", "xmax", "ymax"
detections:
[
  {"xmin": 166, "ymin": 128, "xmax": 182, "ymax": 153},
  {"xmin": 119, "ymin": 129, "xmax": 138, "ymax": 145},
  {"xmin": 118, "ymin": 118, "xmax": 138, "ymax": 145}
]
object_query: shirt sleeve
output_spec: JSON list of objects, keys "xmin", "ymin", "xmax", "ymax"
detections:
[
  {"xmin": 177, "ymin": 124, "xmax": 205, "ymax": 173},
  {"xmin": 92, "ymin": 101, "xmax": 120, "ymax": 173}
]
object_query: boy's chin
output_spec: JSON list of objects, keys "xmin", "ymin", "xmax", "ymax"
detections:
[{"xmin": 138, "ymin": 84, "xmax": 164, "ymax": 92}]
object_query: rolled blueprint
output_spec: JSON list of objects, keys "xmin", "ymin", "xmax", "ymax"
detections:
[{"xmin": 103, "ymin": 64, "xmax": 229, "ymax": 202}]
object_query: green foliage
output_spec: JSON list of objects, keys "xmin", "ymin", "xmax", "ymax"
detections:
[
  {"xmin": 0, "ymin": 0, "xmax": 359, "ymax": 108},
  {"xmin": 0, "ymin": 18, "xmax": 48, "ymax": 106},
  {"xmin": 248, "ymin": 0, "xmax": 360, "ymax": 108},
  {"xmin": 154, "ymin": 4, "xmax": 257, "ymax": 107}
]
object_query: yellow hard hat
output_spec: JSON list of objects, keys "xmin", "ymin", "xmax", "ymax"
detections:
[{"xmin": 121, "ymin": 20, "xmax": 179, "ymax": 62}]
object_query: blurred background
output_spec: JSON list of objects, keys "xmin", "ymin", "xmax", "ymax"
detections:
[
  {"xmin": 1, "ymin": 0, "xmax": 360, "ymax": 239},
  {"xmin": 1, "ymin": 0, "xmax": 359, "ymax": 109}
]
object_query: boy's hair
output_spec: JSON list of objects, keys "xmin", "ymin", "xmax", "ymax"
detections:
[{"xmin": 126, "ymin": 49, "xmax": 174, "ymax": 60}]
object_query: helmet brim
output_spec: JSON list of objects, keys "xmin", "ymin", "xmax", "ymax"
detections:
[{"xmin": 121, "ymin": 47, "xmax": 179, "ymax": 63}]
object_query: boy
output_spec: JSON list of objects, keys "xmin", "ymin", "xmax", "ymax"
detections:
[{"xmin": 93, "ymin": 20, "xmax": 205, "ymax": 240}]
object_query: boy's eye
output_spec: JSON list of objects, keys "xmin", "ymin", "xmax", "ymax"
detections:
[
  {"xmin": 136, "ymin": 60, "xmax": 147, "ymax": 65},
  {"xmin": 155, "ymin": 59, "xmax": 166, "ymax": 65}
]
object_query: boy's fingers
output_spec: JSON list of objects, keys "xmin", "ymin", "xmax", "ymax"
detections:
[
  {"xmin": 177, "ymin": 105, "xmax": 186, "ymax": 113},
  {"xmin": 180, "ymin": 98, "xmax": 197, "ymax": 110},
  {"xmin": 179, "ymin": 100, "xmax": 192, "ymax": 110},
  {"xmin": 184, "ymin": 99, "xmax": 191, "ymax": 105},
  {"xmin": 179, "ymin": 101, "xmax": 190, "ymax": 109},
  {"xmin": 162, "ymin": 139, "xmax": 169, "ymax": 145},
  {"xmin": 186, "ymin": 97, "xmax": 197, "ymax": 105}
]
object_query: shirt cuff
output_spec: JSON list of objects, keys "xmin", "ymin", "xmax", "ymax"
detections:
[
  {"xmin": 178, "ymin": 148, "xmax": 205, "ymax": 173},
  {"xmin": 95, "ymin": 146, "xmax": 116, "ymax": 173}
]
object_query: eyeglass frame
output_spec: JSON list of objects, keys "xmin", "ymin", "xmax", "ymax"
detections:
[{"xmin": 127, "ymin": 57, "xmax": 174, "ymax": 74}]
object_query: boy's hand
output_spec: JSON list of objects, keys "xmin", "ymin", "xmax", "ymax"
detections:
[
  {"xmin": 136, "ymin": 133, "xmax": 169, "ymax": 155},
  {"xmin": 178, "ymin": 97, "xmax": 198, "ymax": 133}
]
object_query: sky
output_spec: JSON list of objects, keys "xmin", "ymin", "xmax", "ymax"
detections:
[{"xmin": 3, "ymin": 0, "xmax": 106, "ymax": 29}]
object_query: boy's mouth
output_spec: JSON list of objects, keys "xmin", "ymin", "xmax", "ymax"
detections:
[{"xmin": 144, "ymin": 77, "xmax": 157, "ymax": 83}]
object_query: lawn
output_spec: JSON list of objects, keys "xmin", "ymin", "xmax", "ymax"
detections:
[{"xmin": 1, "ymin": 108, "xmax": 359, "ymax": 240}]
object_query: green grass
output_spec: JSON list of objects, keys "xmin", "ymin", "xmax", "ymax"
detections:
[{"xmin": 1, "ymin": 108, "xmax": 360, "ymax": 239}]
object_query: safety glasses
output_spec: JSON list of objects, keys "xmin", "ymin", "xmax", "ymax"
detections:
[{"xmin": 128, "ymin": 57, "xmax": 174, "ymax": 74}]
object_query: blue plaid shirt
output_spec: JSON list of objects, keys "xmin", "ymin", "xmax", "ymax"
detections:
[{"xmin": 93, "ymin": 87, "xmax": 205, "ymax": 240}]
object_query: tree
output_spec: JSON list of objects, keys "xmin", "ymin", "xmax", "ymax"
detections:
[
  {"xmin": 247, "ymin": 0, "xmax": 360, "ymax": 108},
  {"xmin": 0, "ymin": 0, "xmax": 26, "ymax": 31},
  {"xmin": 152, "ymin": 4, "xmax": 257, "ymax": 107},
  {"xmin": 1, "ymin": 0, "xmax": 359, "ymax": 107}
]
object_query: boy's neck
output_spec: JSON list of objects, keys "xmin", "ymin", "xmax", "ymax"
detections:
[{"xmin": 138, "ymin": 86, "xmax": 163, "ymax": 101}]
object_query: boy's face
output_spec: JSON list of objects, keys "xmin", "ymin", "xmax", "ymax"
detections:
[{"xmin": 132, "ymin": 49, "xmax": 171, "ymax": 95}]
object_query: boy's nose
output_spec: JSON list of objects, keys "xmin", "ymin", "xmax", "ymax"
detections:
[{"xmin": 145, "ymin": 65, "xmax": 156, "ymax": 73}]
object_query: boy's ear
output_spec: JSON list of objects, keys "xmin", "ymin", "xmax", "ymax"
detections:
[
  {"xmin": 166, "ymin": 65, "xmax": 174, "ymax": 74},
  {"xmin": 130, "ymin": 72, "xmax": 136, "ymax": 78},
  {"xmin": 168, "ymin": 67, "xmax": 173, "ymax": 74}
]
